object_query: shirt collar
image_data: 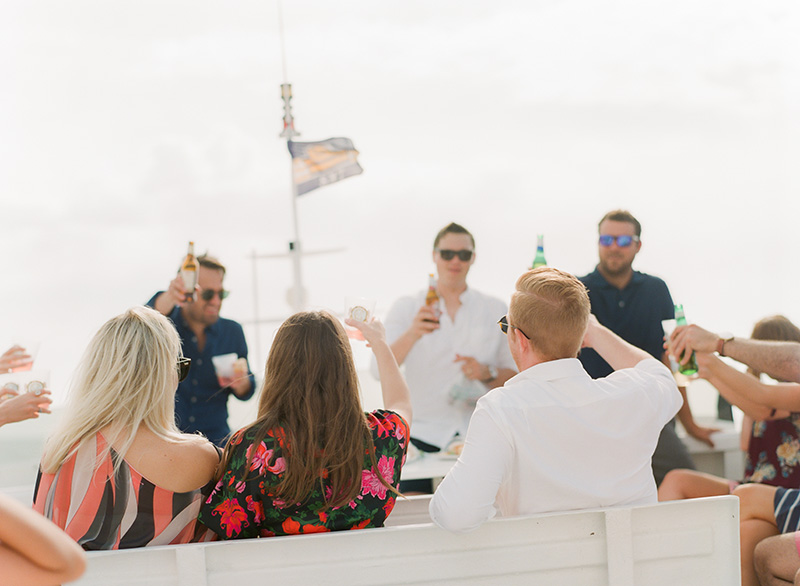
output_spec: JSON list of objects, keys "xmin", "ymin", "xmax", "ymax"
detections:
[
  {"xmin": 506, "ymin": 357, "xmax": 589, "ymax": 385},
  {"xmin": 589, "ymin": 266, "xmax": 645, "ymax": 289}
]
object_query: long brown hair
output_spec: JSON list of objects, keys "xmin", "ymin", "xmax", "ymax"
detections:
[{"xmin": 218, "ymin": 311, "xmax": 395, "ymax": 510}]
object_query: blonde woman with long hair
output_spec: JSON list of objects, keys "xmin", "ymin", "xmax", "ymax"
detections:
[
  {"xmin": 33, "ymin": 306, "xmax": 219, "ymax": 549},
  {"xmin": 199, "ymin": 311, "xmax": 412, "ymax": 538}
]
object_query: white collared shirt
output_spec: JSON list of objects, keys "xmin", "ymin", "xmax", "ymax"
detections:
[
  {"xmin": 429, "ymin": 357, "xmax": 682, "ymax": 532},
  {"xmin": 374, "ymin": 287, "xmax": 515, "ymax": 449}
]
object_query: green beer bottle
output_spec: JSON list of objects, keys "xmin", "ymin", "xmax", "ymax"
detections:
[
  {"xmin": 531, "ymin": 235, "xmax": 547, "ymax": 269},
  {"xmin": 674, "ymin": 304, "xmax": 698, "ymax": 375}
]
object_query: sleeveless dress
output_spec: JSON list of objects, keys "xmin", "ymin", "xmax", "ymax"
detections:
[{"xmin": 33, "ymin": 433, "xmax": 209, "ymax": 550}]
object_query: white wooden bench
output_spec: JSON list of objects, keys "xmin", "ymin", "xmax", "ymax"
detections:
[
  {"xmin": 384, "ymin": 494, "xmax": 432, "ymax": 526},
  {"xmin": 70, "ymin": 496, "xmax": 739, "ymax": 586}
]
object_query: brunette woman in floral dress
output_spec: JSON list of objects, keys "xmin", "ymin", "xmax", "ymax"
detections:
[{"xmin": 199, "ymin": 311, "xmax": 412, "ymax": 538}]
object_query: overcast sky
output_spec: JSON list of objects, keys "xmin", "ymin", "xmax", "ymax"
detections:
[{"xmin": 2, "ymin": 0, "xmax": 799, "ymax": 404}]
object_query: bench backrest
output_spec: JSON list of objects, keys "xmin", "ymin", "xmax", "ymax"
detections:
[{"xmin": 72, "ymin": 495, "xmax": 740, "ymax": 586}]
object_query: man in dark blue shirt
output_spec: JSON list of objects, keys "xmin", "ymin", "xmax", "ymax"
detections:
[
  {"xmin": 147, "ymin": 254, "xmax": 255, "ymax": 446},
  {"xmin": 579, "ymin": 210, "xmax": 718, "ymax": 485}
]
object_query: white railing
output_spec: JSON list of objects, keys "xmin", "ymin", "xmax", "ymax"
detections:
[{"xmin": 70, "ymin": 496, "xmax": 739, "ymax": 586}]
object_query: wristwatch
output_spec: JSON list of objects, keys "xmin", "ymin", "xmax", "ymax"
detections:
[
  {"xmin": 481, "ymin": 365, "xmax": 498, "ymax": 383},
  {"xmin": 716, "ymin": 332, "xmax": 734, "ymax": 357}
]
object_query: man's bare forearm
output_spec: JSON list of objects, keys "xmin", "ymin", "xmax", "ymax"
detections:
[{"xmin": 724, "ymin": 339, "xmax": 800, "ymax": 384}]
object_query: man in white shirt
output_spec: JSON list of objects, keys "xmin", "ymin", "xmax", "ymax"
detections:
[
  {"xmin": 429, "ymin": 267, "xmax": 682, "ymax": 532},
  {"xmin": 376, "ymin": 223, "xmax": 516, "ymax": 492}
]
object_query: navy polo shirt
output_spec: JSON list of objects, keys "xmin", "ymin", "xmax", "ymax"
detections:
[
  {"xmin": 146, "ymin": 293, "xmax": 256, "ymax": 446},
  {"xmin": 578, "ymin": 268, "xmax": 674, "ymax": 379}
]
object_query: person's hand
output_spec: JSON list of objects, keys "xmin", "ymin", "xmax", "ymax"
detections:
[
  {"xmin": 225, "ymin": 359, "xmax": 252, "ymax": 397},
  {"xmin": 345, "ymin": 317, "xmax": 389, "ymax": 349},
  {"xmin": 0, "ymin": 389, "xmax": 52, "ymax": 426},
  {"xmin": 694, "ymin": 351, "xmax": 720, "ymax": 380},
  {"xmin": 165, "ymin": 275, "xmax": 196, "ymax": 307},
  {"xmin": 405, "ymin": 305, "xmax": 440, "ymax": 340},
  {"xmin": 0, "ymin": 346, "xmax": 32, "ymax": 373},
  {"xmin": 454, "ymin": 355, "xmax": 490, "ymax": 381},
  {"xmin": 670, "ymin": 325, "xmax": 719, "ymax": 366},
  {"xmin": 581, "ymin": 314, "xmax": 602, "ymax": 348},
  {"xmin": 683, "ymin": 420, "xmax": 720, "ymax": 448}
]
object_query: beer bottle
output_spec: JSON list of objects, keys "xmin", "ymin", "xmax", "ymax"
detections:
[
  {"xmin": 180, "ymin": 241, "xmax": 199, "ymax": 303},
  {"xmin": 531, "ymin": 234, "xmax": 547, "ymax": 269},
  {"xmin": 424, "ymin": 273, "xmax": 441, "ymax": 323},
  {"xmin": 674, "ymin": 304, "xmax": 698, "ymax": 375}
]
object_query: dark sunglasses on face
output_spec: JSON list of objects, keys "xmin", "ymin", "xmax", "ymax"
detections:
[
  {"xmin": 598, "ymin": 235, "xmax": 640, "ymax": 248},
  {"xmin": 200, "ymin": 289, "xmax": 230, "ymax": 301},
  {"xmin": 436, "ymin": 249, "xmax": 474, "ymax": 262},
  {"xmin": 177, "ymin": 357, "xmax": 191, "ymax": 382},
  {"xmin": 498, "ymin": 315, "xmax": 530, "ymax": 340}
]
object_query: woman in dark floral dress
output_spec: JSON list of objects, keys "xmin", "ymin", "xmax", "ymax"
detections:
[
  {"xmin": 659, "ymin": 315, "xmax": 800, "ymax": 500},
  {"xmin": 199, "ymin": 311, "xmax": 412, "ymax": 538}
]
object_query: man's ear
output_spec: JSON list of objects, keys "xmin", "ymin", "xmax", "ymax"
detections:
[{"xmin": 512, "ymin": 327, "xmax": 530, "ymax": 356}]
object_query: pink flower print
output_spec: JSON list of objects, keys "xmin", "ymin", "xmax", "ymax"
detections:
[
  {"xmin": 378, "ymin": 455, "xmax": 395, "ymax": 482},
  {"xmin": 245, "ymin": 495, "xmax": 265, "ymax": 524},
  {"xmin": 205, "ymin": 480, "xmax": 224, "ymax": 504},
  {"xmin": 235, "ymin": 481, "xmax": 246, "ymax": 493},
  {"xmin": 393, "ymin": 418, "xmax": 407, "ymax": 442},
  {"xmin": 268, "ymin": 456, "xmax": 286, "ymax": 474},
  {"xmin": 373, "ymin": 419, "xmax": 391, "ymax": 439},
  {"xmin": 247, "ymin": 442, "xmax": 273, "ymax": 475},
  {"xmin": 211, "ymin": 499, "xmax": 249, "ymax": 538},
  {"xmin": 361, "ymin": 455, "xmax": 395, "ymax": 499}
]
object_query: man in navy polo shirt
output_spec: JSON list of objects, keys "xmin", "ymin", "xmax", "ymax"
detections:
[
  {"xmin": 579, "ymin": 209, "xmax": 717, "ymax": 485},
  {"xmin": 147, "ymin": 254, "xmax": 255, "ymax": 446}
]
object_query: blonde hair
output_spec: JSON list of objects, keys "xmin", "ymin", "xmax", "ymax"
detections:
[
  {"xmin": 510, "ymin": 267, "xmax": 590, "ymax": 360},
  {"xmin": 41, "ymin": 306, "xmax": 188, "ymax": 474},
  {"xmin": 218, "ymin": 311, "xmax": 396, "ymax": 510}
]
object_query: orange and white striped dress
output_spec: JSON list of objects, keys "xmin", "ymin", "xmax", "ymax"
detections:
[{"xmin": 33, "ymin": 433, "xmax": 208, "ymax": 550}]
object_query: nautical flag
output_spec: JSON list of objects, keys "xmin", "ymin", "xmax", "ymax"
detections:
[{"xmin": 288, "ymin": 137, "xmax": 363, "ymax": 196}]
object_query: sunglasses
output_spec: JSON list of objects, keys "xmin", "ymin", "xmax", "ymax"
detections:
[
  {"xmin": 498, "ymin": 315, "xmax": 530, "ymax": 340},
  {"xmin": 200, "ymin": 289, "xmax": 230, "ymax": 301},
  {"xmin": 436, "ymin": 249, "xmax": 474, "ymax": 262},
  {"xmin": 177, "ymin": 357, "xmax": 192, "ymax": 382},
  {"xmin": 598, "ymin": 235, "xmax": 640, "ymax": 248}
]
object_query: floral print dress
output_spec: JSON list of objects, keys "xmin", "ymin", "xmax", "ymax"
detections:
[
  {"xmin": 745, "ymin": 413, "xmax": 800, "ymax": 487},
  {"xmin": 199, "ymin": 410, "xmax": 409, "ymax": 539}
]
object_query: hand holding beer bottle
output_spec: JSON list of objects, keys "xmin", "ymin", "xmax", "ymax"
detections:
[
  {"xmin": 673, "ymin": 304, "xmax": 699, "ymax": 375},
  {"xmin": 424, "ymin": 273, "xmax": 441, "ymax": 323},
  {"xmin": 180, "ymin": 241, "xmax": 199, "ymax": 303},
  {"xmin": 153, "ymin": 242, "xmax": 201, "ymax": 316}
]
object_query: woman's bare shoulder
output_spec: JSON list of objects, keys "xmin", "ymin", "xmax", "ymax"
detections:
[
  {"xmin": 168, "ymin": 434, "xmax": 220, "ymax": 486},
  {"xmin": 128, "ymin": 431, "xmax": 219, "ymax": 493}
]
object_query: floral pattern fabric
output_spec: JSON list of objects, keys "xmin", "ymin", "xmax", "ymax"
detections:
[
  {"xmin": 199, "ymin": 410, "xmax": 409, "ymax": 539},
  {"xmin": 745, "ymin": 414, "xmax": 800, "ymax": 487}
]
